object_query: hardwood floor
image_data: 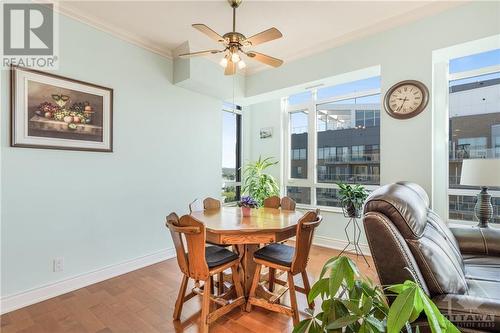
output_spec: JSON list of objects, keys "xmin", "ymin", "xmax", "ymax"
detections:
[{"xmin": 0, "ymin": 245, "xmax": 377, "ymax": 333}]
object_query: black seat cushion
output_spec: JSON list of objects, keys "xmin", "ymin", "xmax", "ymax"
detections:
[
  {"xmin": 254, "ymin": 243, "xmax": 294, "ymax": 267},
  {"xmin": 205, "ymin": 245, "xmax": 239, "ymax": 268}
]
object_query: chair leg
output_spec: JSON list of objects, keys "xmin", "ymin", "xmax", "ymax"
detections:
[
  {"xmin": 287, "ymin": 272, "xmax": 300, "ymax": 326},
  {"xmin": 218, "ymin": 272, "xmax": 224, "ymax": 295},
  {"xmin": 231, "ymin": 264, "xmax": 245, "ymax": 310},
  {"xmin": 301, "ymin": 270, "xmax": 314, "ymax": 309},
  {"xmin": 200, "ymin": 278, "xmax": 211, "ymax": 333},
  {"xmin": 173, "ymin": 275, "xmax": 189, "ymax": 320},
  {"xmin": 209, "ymin": 276, "xmax": 215, "ymax": 295},
  {"xmin": 246, "ymin": 264, "xmax": 262, "ymax": 312},
  {"xmin": 268, "ymin": 267, "xmax": 275, "ymax": 292}
]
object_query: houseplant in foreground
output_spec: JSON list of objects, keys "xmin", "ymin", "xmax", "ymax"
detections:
[
  {"xmin": 294, "ymin": 256, "xmax": 459, "ymax": 333},
  {"xmin": 337, "ymin": 183, "xmax": 369, "ymax": 218},
  {"xmin": 242, "ymin": 156, "xmax": 279, "ymax": 206},
  {"xmin": 238, "ymin": 196, "xmax": 258, "ymax": 217}
]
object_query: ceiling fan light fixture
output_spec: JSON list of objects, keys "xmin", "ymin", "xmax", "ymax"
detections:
[
  {"xmin": 182, "ymin": 0, "xmax": 283, "ymax": 75},
  {"xmin": 231, "ymin": 52, "xmax": 240, "ymax": 63},
  {"xmin": 219, "ymin": 56, "xmax": 228, "ymax": 67}
]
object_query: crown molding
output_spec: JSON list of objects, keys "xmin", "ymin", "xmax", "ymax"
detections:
[
  {"xmin": 55, "ymin": 3, "xmax": 173, "ymax": 59},
  {"xmin": 51, "ymin": 1, "xmax": 462, "ymax": 76},
  {"xmin": 244, "ymin": 1, "xmax": 464, "ymax": 76}
]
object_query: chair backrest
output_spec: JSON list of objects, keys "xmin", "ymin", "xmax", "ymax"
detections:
[
  {"xmin": 280, "ymin": 196, "xmax": 296, "ymax": 211},
  {"xmin": 165, "ymin": 213, "xmax": 210, "ymax": 280},
  {"xmin": 363, "ymin": 182, "xmax": 466, "ymax": 297},
  {"xmin": 203, "ymin": 197, "xmax": 221, "ymax": 210},
  {"xmin": 291, "ymin": 210, "xmax": 322, "ymax": 273},
  {"xmin": 189, "ymin": 198, "xmax": 204, "ymax": 213},
  {"xmin": 263, "ymin": 196, "xmax": 281, "ymax": 209}
]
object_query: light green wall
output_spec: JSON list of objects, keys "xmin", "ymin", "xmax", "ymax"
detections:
[
  {"xmin": 1, "ymin": 15, "xmax": 223, "ymax": 297},
  {"xmin": 242, "ymin": 100, "xmax": 282, "ymax": 180},
  {"xmin": 242, "ymin": 1, "xmax": 500, "ymax": 243}
]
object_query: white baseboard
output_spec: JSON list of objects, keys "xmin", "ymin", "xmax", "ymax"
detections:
[
  {"xmin": 0, "ymin": 247, "xmax": 175, "ymax": 315},
  {"xmin": 313, "ymin": 235, "xmax": 371, "ymax": 256},
  {"xmin": 1, "ymin": 238, "xmax": 368, "ymax": 315}
]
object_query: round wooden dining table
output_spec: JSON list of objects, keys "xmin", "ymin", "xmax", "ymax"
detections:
[{"xmin": 190, "ymin": 206, "xmax": 305, "ymax": 295}]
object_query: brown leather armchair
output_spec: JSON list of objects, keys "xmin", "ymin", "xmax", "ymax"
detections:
[{"xmin": 363, "ymin": 182, "xmax": 500, "ymax": 332}]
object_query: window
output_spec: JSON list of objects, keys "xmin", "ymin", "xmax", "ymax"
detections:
[
  {"xmin": 289, "ymin": 110, "xmax": 309, "ymax": 179},
  {"xmin": 448, "ymin": 49, "xmax": 500, "ymax": 224},
  {"xmin": 285, "ymin": 74, "xmax": 381, "ymax": 209},
  {"xmin": 222, "ymin": 104, "xmax": 241, "ymax": 203}
]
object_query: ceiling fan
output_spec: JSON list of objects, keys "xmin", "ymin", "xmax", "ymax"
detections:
[{"xmin": 178, "ymin": 0, "xmax": 284, "ymax": 75}]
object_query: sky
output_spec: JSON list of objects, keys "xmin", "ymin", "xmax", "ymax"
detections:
[
  {"xmin": 222, "ymin": 48, "xmax": 500, "ymax": 169},
  {"xmin": 222, "ymin": 110, "xmax": 238, "ymax": 169}
]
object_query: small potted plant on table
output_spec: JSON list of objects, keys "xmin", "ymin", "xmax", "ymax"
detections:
[{"xmin": 239, "ymin": 196, "xmax": 258, "ymax": 217}]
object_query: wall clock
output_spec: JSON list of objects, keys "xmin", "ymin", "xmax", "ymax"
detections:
[{"xmin": 384, "ymin": 80, "xmax": 429, "ymax": 119}]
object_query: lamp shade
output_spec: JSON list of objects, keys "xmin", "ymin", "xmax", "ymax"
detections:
[{"xmin": 460, "ymin": 159, "xmax": 500, "ymax": 187}]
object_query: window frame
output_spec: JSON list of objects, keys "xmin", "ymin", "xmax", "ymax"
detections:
[
  {"xmin": 447, "ymin": 64, "xmax": 500, "ymax": 225},
  {"xmin": 283, "ymin": 87, "xmax": 381, "ymax": 212},
  {"xmin": 222, "ymin": 106, "xmax": 242, "ymax": 204}
]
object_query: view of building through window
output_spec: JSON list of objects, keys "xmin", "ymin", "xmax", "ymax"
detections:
[
  {"xmin": 222, "ymin": 104, "xmax": 241, "ymax": 203},
  {"xmin": 286, "ymin": 76, "xmax": 381, "ymax": 207},
  {"xmin": 448, "ymin": 49, "xmax": 500, "ymax": 224}
]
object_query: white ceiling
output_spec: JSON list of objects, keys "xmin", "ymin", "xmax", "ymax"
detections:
[{"xmin": 58, "ymin": 1, "xmax": 462, "ymax": 74}]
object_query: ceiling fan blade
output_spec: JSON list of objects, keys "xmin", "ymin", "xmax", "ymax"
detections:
[
  {"xmin": 178, "ymin": 50, "xmax": 222, "ymax": 58},
  {"xmin": 224, "ymin": 59, "xmax": 236, "ymax": 75},
  {"xmin": 192, "ymin": 24, "xmax": 225, "ymax": 43},
  {"xmin": 246, "ymin": 51, "xmax": 283, "ymax": 68},
  {"xmin": 243, "ymin": 27, "xmax": 282, "ymax": 46}
]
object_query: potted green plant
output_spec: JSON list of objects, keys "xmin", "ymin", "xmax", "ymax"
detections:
[
  {"xmin": 242, "ymin": 156, "xmax": 279, "ymax": 206},
  {"xmin": 294, "ymin": 256, "xmax": 459, "ymax": 333},
  {"xmin": 337, "ymin": 183, "xmax": 369, "ymax": 218},
  {"xmin": 238, "ymin": 196, "xmax": 258, "ymax": 217}
]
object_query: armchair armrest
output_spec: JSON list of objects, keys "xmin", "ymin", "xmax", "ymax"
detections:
[{"xmin": 450, "ymin": 225, "xmax": 500, "ymax": 256}]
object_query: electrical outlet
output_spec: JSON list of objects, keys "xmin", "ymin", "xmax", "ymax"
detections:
[{"xmin": 53, "ymin": 258, "xmax": 64, "ymax": 272}]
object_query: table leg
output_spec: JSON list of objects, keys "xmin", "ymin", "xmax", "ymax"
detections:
[{"xmin": 240, "ymin": 244, "xmax": 260, "ymax": 296}]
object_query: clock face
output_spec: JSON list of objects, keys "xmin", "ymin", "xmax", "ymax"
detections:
[{"xmin": 384, "ymin": 80, "xmax": 429, "ymax": 119}]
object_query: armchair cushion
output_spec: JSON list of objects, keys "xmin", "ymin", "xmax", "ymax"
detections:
[
  {"xmin": 432, "ymin": 279, "xmax": 500, "ymax": 332},
  {"xmin": 364, "ymin": 183, "xmax": 429, "ymax": 239},
  {"xmin": 464, "ymin": 255, "xmax": 500, "ymax": 282},
  {"xmin": 406, "ymin": 224, "xmax": 468, "ymax": 295}
]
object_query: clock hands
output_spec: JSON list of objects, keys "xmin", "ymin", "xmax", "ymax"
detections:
[{"xmin": 397, "ymin": 97, "xmax": 408, "ymax": 112}]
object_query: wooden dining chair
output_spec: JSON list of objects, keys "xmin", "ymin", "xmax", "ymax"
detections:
[
  {"xmin": 189, "ymin": 198, "xmax": 229, "ymax": 295},
  {"xmin": 203, "ymin": 197, "xmax": 221, "ymax": 210},
  {"xmin": 263, "ymin": 196, "xmax": 281, "ymax": 209},
  {"xmin": 280, "ymin": 196, "xmax": 296, "ymax": 211},
  {"xmin": 166, "ymin": 213, "xmax": 245, "ymax": 333},
  {"xmin": 246, "ymin": 210, "xmax": 322, "ymax": 325},
  {"xmin": 189, "ymin": 198, "xmax": 205, "ymax": 213}
]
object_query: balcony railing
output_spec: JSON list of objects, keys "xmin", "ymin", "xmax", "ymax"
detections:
[
  {"xmin": 317, "ymin": 173, "xmax": 380, "ymax": 185},
  {"xmin": 322, "ymin": 153, "xmax": 380, "ymax": 164},
  {"xmin": 449, "ymin": 148, "xmax": 500, "ymax": 161}
]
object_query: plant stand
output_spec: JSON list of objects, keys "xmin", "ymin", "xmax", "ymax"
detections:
[{"xmin": 338, "ymin": 208, "xmax": 370, "ymax": 267}]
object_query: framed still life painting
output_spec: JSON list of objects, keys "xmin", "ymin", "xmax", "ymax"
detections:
[{"xmin": 11, "ymin": 66, "xmax": 113, "ymax": 152}]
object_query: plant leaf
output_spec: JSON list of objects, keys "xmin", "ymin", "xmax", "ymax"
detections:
[
  {"xmin": 292, "ymin": 318, "xmax": 313, "ymax": 333},
  {"xmin": 366, "ymin": 315, "xmax": 385, "ymax": 332},
  {"xmin": 308, "ymin": 278, "xmax": 329, "ymax": 304},
  {"xmin": 386, "ymin": 286, "xmax": 416, "ymax": 333},
  {"xmin": 326, "ymin": 315, "xmax": 359, "ymax": 329}
]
